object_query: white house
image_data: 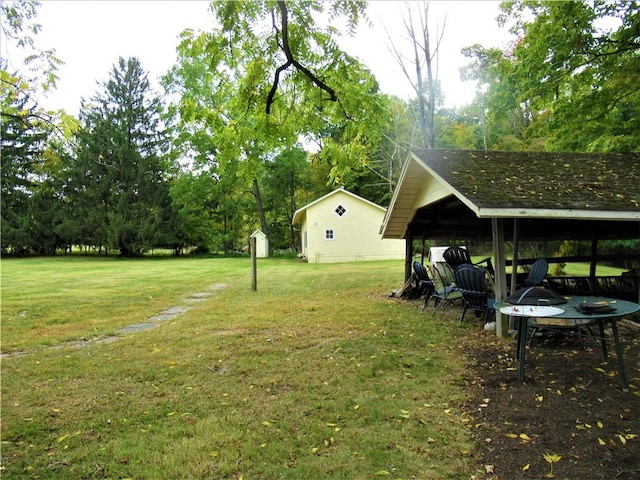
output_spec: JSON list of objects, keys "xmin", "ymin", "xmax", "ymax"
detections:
[
  {"xmin": 292, "ymin": 188, "xmax": 405, "ymax": 264},
  {"xmin": 250, "ymin": 229, "xmax": 269, "ymax": 258}
]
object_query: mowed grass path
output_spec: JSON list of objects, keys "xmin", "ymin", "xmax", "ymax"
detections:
[{"xmin": 1, "ymin": 257, "xmax": 478, "ymax": 479}]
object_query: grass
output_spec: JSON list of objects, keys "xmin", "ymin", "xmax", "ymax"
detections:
[
  {"xmin": 550, "ymin": 262, "xmax": 625, "ymax": 277},
  {"xmin": 1, "ymin": 257, "xmax": 478, "ymax": 479},
  {"xmin": 1, "ymin": 256, "xmax": 246, "ymax": 352}
]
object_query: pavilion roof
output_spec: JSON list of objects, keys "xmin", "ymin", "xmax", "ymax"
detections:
[{"xmin": 381, "ymin": 149, "xmax": 640, "ymax": 241}]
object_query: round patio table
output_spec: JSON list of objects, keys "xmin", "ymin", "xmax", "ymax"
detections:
[{"xmin": 498, "ymin": 296, "xmax": 640, "ymax": 392}]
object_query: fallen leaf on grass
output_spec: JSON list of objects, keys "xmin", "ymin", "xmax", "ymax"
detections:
[
  {"xmin": 56, "ymin": 430, "xmax": 81, "ymax": 443},
  {"xmin": 522, "ymin": 463, "xmax": 530, "ymax": 471}
]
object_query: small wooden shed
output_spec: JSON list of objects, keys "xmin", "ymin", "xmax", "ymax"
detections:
[
  {"xmin": 250, "ymin": 229, "xmax": 269, "ymax": 258},
  {"xmin": 292, "ymin": 187, "xmax": 405, "ymax": 264}
]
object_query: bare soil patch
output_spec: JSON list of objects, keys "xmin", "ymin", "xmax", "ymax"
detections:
[{"xmin": 460, "ymin": 319, "xmax": 640, "ymax": 480}]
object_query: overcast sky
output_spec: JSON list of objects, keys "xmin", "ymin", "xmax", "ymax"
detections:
[{"xmin": 3, "ymin": 1, "xmax": 512, "ymax": 113}]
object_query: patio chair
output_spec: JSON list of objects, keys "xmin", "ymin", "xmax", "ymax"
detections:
[
  {"xmin": 434, "ymin": 261, "xmax": 456, "ymax": 285},
  {"xmin": 413, "ymin": 261, "xmax": 435, "ymax": 313},
  {"xmin": 454, "ymin": 264, "xmax": 496, "ymax": 324},
  {"xmin": 522, "ymin": 258, "xmax": 548, "ymax": 287},
  {"xmin": 443, "ymin": 246, "xmax": 495, "ymax": 277},
  {"xmin": 427, "ymin": 264, "xmax": 463, "ymax": 314}
]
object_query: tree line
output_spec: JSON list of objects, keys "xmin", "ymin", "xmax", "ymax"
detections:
[{"xmin": 2, "ymin": 0, "xmax": 638, "ymax": 257}]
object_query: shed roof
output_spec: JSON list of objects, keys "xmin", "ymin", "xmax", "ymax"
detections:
[
  {"xmin": 250, "ymin": 229, "xmax": 267, "ymax": 239},
  {"xmin": 381, "ymin": 149, "xmax": 640, "ymax": 241},
  {"xmin": 292, "ymin": 187, "xmax": 386, "ymax": 225}
]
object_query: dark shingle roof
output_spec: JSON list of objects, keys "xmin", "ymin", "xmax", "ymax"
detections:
[{"xmin": 412, "ymin": 149, "xmax": 640, "ymax": 212}]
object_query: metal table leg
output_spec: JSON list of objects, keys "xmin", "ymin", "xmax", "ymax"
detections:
[
  {"xmin": 517, "ymin": 317, "xmax": 528, "ymax": 381},
  {"xmin": 597, "ymin": 319, "xmax": 608, "ymax": 359},
  {"xmin": 610, "ymin": 319, "xmax": 629, "ymax": 392}
]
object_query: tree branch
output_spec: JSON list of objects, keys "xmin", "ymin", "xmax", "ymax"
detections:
[
  {"xmin": 266, "ymin": 0, "xmax": 338, "ymax": 114},
  {"xmin": 266, "ymin": 60, "xmax": 292, "ymax": 113}
]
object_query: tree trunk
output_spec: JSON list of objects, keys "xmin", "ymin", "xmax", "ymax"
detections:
[
  {"xmin": 289, "ymin": 169, "xmax": 297, "ymax": 250},
  {"xmin": 386, "ymin": 1, "xmax": 443, "ymax": 149}
]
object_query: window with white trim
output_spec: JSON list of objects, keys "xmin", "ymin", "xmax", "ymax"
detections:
[{"xmin": 325, "ymin": 229, "xmax": 335, "ymax": 240}]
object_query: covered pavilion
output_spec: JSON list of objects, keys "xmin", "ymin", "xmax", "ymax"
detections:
[{"xmin": 380, "ymin": 149, "xmax": 640, "ymax": 336}]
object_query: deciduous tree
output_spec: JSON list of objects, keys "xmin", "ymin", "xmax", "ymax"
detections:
[
  {"xmin": 463, "ymin": 0, "xmax": 640, "ymax": 152},
  {"xmin": 385, "ymin": 1, "xmax": 445, "ymax": 148},
  {"xmin": 164, "ymin": 0, "xmax": 391, "ymax": 246}
]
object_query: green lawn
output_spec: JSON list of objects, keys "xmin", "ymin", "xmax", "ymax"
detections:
[{"xmin": 1, "ymin": 257, "xmax": 479, "ymax": 479}]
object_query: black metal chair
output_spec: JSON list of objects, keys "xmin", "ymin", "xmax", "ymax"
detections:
[
  {"xmin": 454, "ymin": 264, "xmax": 496, "ymax": 324},
  {"xmin": 443, "ymin": 246, "xmax": 494, "ymax": 277},
  {"xmin": 523, "ymin": 258, "xmax": 548, "ymax": 287},
  {"xmin": 413, "ymin": 261, "xmax": 435, "ymax": 313}
]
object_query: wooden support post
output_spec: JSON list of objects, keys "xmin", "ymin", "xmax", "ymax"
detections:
[
  {"xmin": 404, "ymin": 229, "xmax": 413, "ymax": 282},
  {"xmin": 510, "ymin": 219, "xmax": 519, "ymax": 332},
  {"xmin": 590, "ymin": 234, "xmax": 598, "ymax": 280},
  {"xmin": 492, "ymin": 218, "xmax": 508, "ymax": 337},
  {"xmin": 511, "ymin": 219, "xmax": 519, "ymax": 297},
  {"xmin": 251, "ymin": 236, "xmax": 257, "ymax": 292}
]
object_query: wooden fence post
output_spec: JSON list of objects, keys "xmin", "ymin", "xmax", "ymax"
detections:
[{"xmin": 251, "ymin": 236, "xmax": 257, "ymax": 292}]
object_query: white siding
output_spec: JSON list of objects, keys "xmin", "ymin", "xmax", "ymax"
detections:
[
  {"xmin": 300, "ymin": 217, "xmax": 309, "ymax": 257},
  {"xmin": 304, "ymin": 190, "xmax": 405, "ymax": 263}
]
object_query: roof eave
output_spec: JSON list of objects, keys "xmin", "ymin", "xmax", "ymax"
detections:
[
  {"xmin": 476, "ymin": 208, "xmax": 640, "ymax": 221},
  {"xmin": 381, "ymin": 152, "xmax": 433, "ymax": 238}
]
